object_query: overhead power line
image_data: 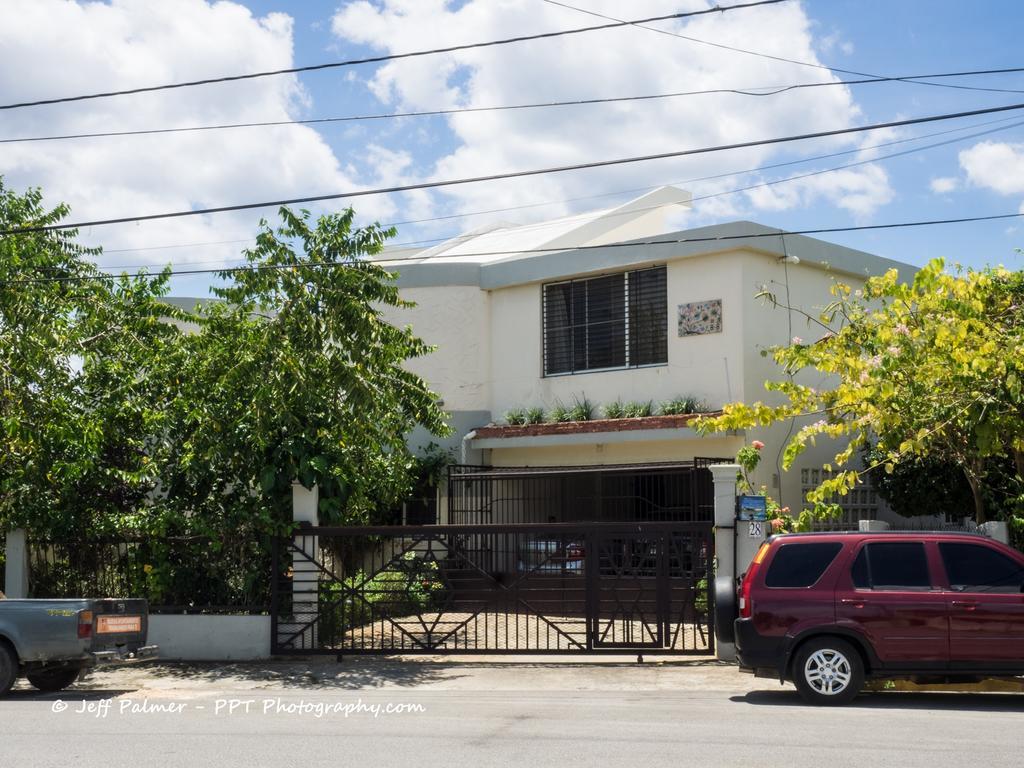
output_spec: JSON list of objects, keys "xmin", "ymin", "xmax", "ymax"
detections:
[
  {"xmin": 6, "ymin": 65, "xmax": 1024, "ymax": 145},
  {"xmin": 5, "ymin": 99, "xmax": 1024, "ymax": 237},
  {"xmin": 541, "ymin": 0, "xmax": 1024, "ymax": 96},
  {"xmin": 4, "ymin": 211, "xmax": 1023, "ymax": 285},
  {"xmin": 95, "ymin": 112, "xmax": 1024, "ymax": 269},
  {"xmin": 0, "ymin": 0, "xmax": 787, "ymax": 111}
]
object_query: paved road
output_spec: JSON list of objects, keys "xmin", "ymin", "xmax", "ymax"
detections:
[{"xmin": 2, "ymin": 659, "xmax": 1022, "ymax": 768}]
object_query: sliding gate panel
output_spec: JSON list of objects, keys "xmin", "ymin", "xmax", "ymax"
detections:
[{"xmin": 272, "ymin": 523, "xmax": 712, "ymax": 655}]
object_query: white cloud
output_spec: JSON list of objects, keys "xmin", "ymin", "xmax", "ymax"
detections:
[
  {"xmin": 818, "ymin": 31, "xmax": 854, "ymax": 56},
  {"xmin": 330, "ymin": 0, "xmax": 891, "ymax": 229},
  {"xmin": 744, "ymin": 163, "xmax": 893, "ymax": 217},
  {"xmin": 930, "ymin": 176, "xmax": 958, "ymax": 194},
  {"xmin": 959, "ymin": 141, "xmax": 1024, "ymax": 195},
  {"xmin": 0, "ymin": 0, "xmax": 379, "ymax": 274}
]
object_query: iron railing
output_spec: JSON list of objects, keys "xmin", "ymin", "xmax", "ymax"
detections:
[
  {"xmin": 26, "ymin": 535, "xmax": 270, "ymax": 614},
  {"xmin": 447, "ymin": 460, "xmax": 725, "ymax": 526}
]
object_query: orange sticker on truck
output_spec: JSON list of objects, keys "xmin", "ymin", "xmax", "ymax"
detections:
[{"xmin": 96, "ymin": 616, "xmax": 142, "ymax": 634}]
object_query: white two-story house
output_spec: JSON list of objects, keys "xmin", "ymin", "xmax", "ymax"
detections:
[{"xmin": 372, "ymin": 186, "xmax": 916, "ymax": 527}]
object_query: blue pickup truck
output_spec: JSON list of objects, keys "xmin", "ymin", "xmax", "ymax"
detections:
[{"xmin": 0, "ymin": 593, "xmax": 157, "ymax": 695}]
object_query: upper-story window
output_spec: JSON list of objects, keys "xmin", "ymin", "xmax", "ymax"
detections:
[{"xmin": 542, "ymin": 265, "xmax": 667, "ymax": 376}]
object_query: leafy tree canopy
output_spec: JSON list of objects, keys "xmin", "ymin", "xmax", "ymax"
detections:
[
  {"xmin": 698, "ymin": 258, "xmax": 1024, "ymax": 524},
  {"xmin": 149, "ymin": 206, "xmax": 451, "ymax": 537},
  {"xmin": 1, "ymin": 182, "xmax": 179, "ymax": 536},
  {"xmin": 1, "ymin": 180, "xmax": 449, "ymax": 547}
]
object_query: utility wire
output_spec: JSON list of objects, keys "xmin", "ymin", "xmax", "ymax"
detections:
[
  {"xmin": 6, "ymin": 66, "xmax": 1024, "ymax": 145},
  {"xmin": 689, "ymin": 116, "xmax": 1024, "ymax": 204},
  {"xmin": 5, "ymin": 98, "xmax": 1024, "ymax": 237},
  {"xmin": 541, "ymin": 0, "xmax": 1024, "ymax": 96},
  {"xmin": 0, "ymin": 0, "xmax": 787, "ymax": 111},
  {"xmin": 4, "ymin": 211, "xmax": 1022, "ymax": 285},
  {"xmin": 383, "ymin": 113, "xmax": 1024, "ymax": 228},
  {"xmin": 97, "ymin": 112, "xmax": 1024, "ymax": 269}
]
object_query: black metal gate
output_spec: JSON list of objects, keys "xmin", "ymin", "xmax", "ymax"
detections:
[
  {"xmin": 448, "ymin": 460, "xmax": 723, "ymax": 526},
  {"xmin": 272, "ymin": 522, "xmax": 712, "ymax": 655}
]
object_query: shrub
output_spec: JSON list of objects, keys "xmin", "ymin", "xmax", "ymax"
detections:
[
  {"xmin": 548, "ymin": 402, "xmax": 572, "ymax": 423},
  {"xmin": 567, "ymin": 395, "xmax": 595, "ymax": 421},
  {"xmin": 659, "ymin": 396, "xmax": 702, "ymax": 415},
  {"xmin": 695, "ymin": 576, "xmax": 708, "ymax": 615},
  {"xmin": 602, "ymin": 400, "xmax": 626, "ymax": 419},
  {"xmin": 622, "ymin": 400, "xmax": 653, "ymax": 418},
  {"xmin": 524, "ymin": 407, "xmax": 546, "ymax": 424},
  {"xmin": 504, "ymin": 408, "xmax": 527, "ymax": 426}
]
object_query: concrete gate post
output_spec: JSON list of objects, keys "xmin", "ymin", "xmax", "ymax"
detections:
[
  {"xmin": 287, "ymin": 482, "xmax": 319, "ymax": 650},
  {"xmin": 710, "ymin": 464, "xmax": 770, "ymax": 662},
  {"xmin": 4, "ymin": 529, "xmax": 29, "ymax": 599},
  {"xmin": 710, "ymin": 465, "xmax": 740, "ymax": 661}
]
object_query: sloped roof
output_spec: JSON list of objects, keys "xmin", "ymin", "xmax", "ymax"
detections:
[{"xmin": 373, "ymin": 186, "xmax": 692, "ymax": 267}]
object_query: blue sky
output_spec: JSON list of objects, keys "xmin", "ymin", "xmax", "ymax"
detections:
[{"xmin": 2, "ymin": 0, "xmax": 1023, "ymax": 296}]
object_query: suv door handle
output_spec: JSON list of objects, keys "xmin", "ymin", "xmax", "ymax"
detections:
[
  {"xmin": 951, "ymin": 601, "xmax": 978, "ymax": 611},
  {"xmin": 840, "ymin": 598, "xmax": 865, "ymax": 608}
]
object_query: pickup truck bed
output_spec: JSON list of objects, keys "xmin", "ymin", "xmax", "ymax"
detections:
[{"xmin": 0, "ymin": 597, "xmax": 157, "ymax": 695}]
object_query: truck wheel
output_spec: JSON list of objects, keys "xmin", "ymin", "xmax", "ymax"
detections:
[
  {"xmin": 793, "ymin": 637, "xmax": 864, "ymax": 706},
  {"xmin": 0, "ymin": 642, "xmax": 17, "ymax": 696},
  {"xmin": 26, "ymin": 667, "xmax": 81, "ymax": 693}
]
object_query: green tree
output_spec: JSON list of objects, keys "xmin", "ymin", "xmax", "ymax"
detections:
[
  {"xmin": 145, "ymin": 206, "xmax": 451, "ymax": 543},
  {"xmin": 864, "ymin": 446, "xmax": 1022, "ymax": 524},
  {"xmin": 698, "ymin": 258, "xmax": 1024, "ymax": 524},
  {"xmin": 0, "ymin": 181, "xmax": 179, "ymax": 537},
  {"xmin": 2, "ymin": 182, "xmax": 449, "ymax": 546}
]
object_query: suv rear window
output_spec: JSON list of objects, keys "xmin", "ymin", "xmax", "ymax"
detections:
[
  {"xmin": 764, "ymin": 542, "xmax": 843, "ymax": 588},
  {"xmin": 939, "ymin": 543, "xmax": 1024, "ymax": 593},
  {"xmin": 851, "ymin": 542, "xmax": 931, "ymax": 590}
]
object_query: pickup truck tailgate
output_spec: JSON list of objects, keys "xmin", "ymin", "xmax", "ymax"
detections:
[{"xmin": 89, "ymin": 598, "xmax": 149, "ymax": 650}]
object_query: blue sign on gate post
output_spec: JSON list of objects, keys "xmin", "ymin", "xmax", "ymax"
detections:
[{"xmin": 737, "ymin": 494, "xmax": 767, "ymax": 522}]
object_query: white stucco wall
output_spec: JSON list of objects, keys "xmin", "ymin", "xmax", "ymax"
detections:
[
  {"xmin": 383, "ymin": 245, "xmax": 900, "ymax": 511},
  {"xmin": 377, "ymin": 285, "xmax": 491, "ymax": 413},
  {"xmin": 147, "ymin": 615, "xmax": 271, "ymax": 661},
  {"xmin": 736, "ymin": 251, "xmax": 873, "ymax": 511},
  {"xmin": 487, "ymin": 250, "xmax": 748, "ymax": 418}
]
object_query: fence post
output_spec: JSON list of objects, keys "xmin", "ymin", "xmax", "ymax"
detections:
[
  {"xmin": 710, "ymin": 464, "xmax": 739, "ymax": 662},
  {"xmin": 4, "ymin": 529, "xmax": 29, "ymax": 599},
  {"xmin": 288, "ymin": 482, "xmax": 319, "ymax": 650}
]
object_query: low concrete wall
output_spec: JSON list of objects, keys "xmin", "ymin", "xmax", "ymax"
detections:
[{"xmin": 148, "ymin": 615, "xmax": 272, "ymax": 661}]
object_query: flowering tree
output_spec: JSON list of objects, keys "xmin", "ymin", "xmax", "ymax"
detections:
[{"xmin": 698, "ymin": 258, "xmax": 1024, "ymax": 524}]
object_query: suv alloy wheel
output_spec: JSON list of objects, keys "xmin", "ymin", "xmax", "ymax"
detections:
[{"xmin": 793, "ymin": 637, "xmax": 864, "ymax": 705}]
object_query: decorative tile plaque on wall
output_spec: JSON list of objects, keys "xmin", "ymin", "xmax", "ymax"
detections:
[{"xmin": 677, "ymin": 299, "xmax": 722, "ymax": 336}]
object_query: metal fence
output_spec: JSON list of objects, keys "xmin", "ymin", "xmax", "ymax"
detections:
[
  {"xmin": 447, "ymin": 459, "xmax": 725, "ymax": 526},
  {"xmin": 272, "ymin": 522, "xmax": 713, "ymax": 655},
  {"xmin": 26, "ymin": 535, "xmax": 270, "ymax": 614}
]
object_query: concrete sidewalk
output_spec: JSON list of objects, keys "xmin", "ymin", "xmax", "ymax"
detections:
[
  {"xmin": 14, "ymin": 655, "xmax": 1024, "ymax": 697},
  {"xmin": 29, "ymin": 654, "xmax": 766, "ymax": 697}
]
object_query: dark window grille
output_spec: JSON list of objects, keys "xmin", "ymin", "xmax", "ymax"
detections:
[
  {"xmin": 447, "ymin": 461, "xmax": 725, "ymax": 526},
  {"xmin": 542, "ymin": 266, "xmax": 667, "ymax": 376}
]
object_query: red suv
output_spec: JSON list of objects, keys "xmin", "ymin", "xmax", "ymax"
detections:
[{"xmin": 734, "ymin": 532, "xmax": 1024, "ymax": 705}]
